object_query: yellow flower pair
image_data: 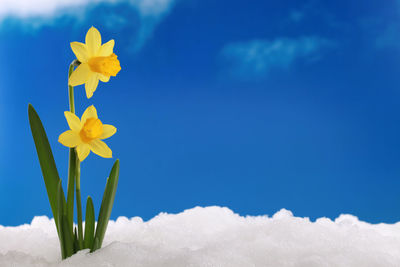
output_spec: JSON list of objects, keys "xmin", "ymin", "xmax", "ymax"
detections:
[{"xmin": 59, "ymin": 27, "xmax": 119, "ymax": 161}]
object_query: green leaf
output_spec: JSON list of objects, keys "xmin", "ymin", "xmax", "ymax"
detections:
[
  {"xmin": 84, "ymin": 196, "xmax": 95, "ymax": 249},
  {"xmin": 66, "ymin": 148, "xmax": 76, "ymax": 234},
  {"xmin": 73, "ymin": 227, "xmax": 79, "ymax": 253},
  {"xmin": 91, "ymin": 160, "xmax": 120, "ymax": 252},
  {"xmin": 92, "ymin": 237, "xmax": 100, "ymax": 252},
  {"xmin": 28, "ymin": 104, "xmax": 66, "ymax": 230},
  {"xmin": 57, "ymin": 180, "xmax": 74, "ymax": 259},
  {"xmin": 56, "ymin": 181, "xmax": 66, "ymax": 259},
  {"xmin": 62, "ymin": 214, "xmax": 74, "ymax": 258}
]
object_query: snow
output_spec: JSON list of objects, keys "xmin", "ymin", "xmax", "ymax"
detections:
[{"xmin": 1, "ymin": 206, "xmax": 400, "ymax": 266}]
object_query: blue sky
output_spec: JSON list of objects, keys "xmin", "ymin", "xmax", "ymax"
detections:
[{"xmin": 1, "ymin": 0, "xmax": 400, "ymax": 225}]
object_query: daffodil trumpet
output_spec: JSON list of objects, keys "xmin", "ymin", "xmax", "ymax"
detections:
[{"xmin": 28, "ymin": 26, "xmax": 121, "ymax": 260}]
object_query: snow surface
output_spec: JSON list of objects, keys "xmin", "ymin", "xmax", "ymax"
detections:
[{"xmin": 1, "ymin": 206, "xmax": 400, "ymax": 266}]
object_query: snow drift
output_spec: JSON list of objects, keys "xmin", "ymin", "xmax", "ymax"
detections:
[{"xmin": 0, "ymin": 206, "xmax": 400, "ymax": 266}]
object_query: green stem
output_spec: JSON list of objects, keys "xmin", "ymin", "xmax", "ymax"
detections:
[
  {"xmin": 66, "ymin": 149, "xmax": 76, "ymax": 235},
  {"xmin": 75, "ymin": 156, "xmax": 84, "ymax": 249},
  {"xmin": 67, "ymin": 60, "xmax": 84, "ymax": 249},
  {"xmin": 68, "ymin": 60, "xmax": 79, "ymax": 113}
]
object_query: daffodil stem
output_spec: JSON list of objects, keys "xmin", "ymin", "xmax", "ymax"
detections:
[
  {"xmin": 68, "ymin": 60, "xmax": 80, "ymax": 113},
  {"xmin": 75, "ymin": 157, "xmax": 84, "ymax": 248},
  {"xmin": 67, "ymin": 60, "xmax": 84, "ymax": 249}
]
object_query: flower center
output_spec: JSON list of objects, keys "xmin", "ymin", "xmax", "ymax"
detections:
[
  {"xmin": 80, "ymin": 118, "xmax": 103, "ymax": 143},
  {"xmin": 88, "ymin": 53, "xmax": 121, "ymax": 77}
]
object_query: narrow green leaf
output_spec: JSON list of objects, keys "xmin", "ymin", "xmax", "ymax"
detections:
[
  {"xmin": 28, "ymin": 104, "xmax": 66, "ymax": 229},
  {"xmin": 61, "ymin": 214, "xmax": 74, "ymax": 258},
  {"xmin": 73, "ymin": 227, "xmax": 79, "ymax": 253},
  {"xmin": 66, "ymin": 148, "xmax": 76, "ymax": 234},
  {"xmin": 91, "ymin": 160, "xmax": 120, "ymax": 252},
  {"xmin": 92, "ymin": 237, "xmax": 100, "ymax": 252},
  {"xmin": 56, "ymin": 181, "xmax": 66, "ymax": 259},
  {"xmin": 84, "ymin": 196, "xmax": 95, "ymax": 249},
  {"xmin": 57, "ymin": 180, "xmax": 74, "ymax": 259}
]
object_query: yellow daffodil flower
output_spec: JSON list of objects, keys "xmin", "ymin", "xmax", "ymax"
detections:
[
  {"xmin": 69, "ymin": 26, "xmax": 121, "ymax": 98},
  {"xmin": 58, "ymin": 105, "xmax": 117, "ymax": 162}
]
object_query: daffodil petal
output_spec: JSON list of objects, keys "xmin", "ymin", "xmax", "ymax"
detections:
[
  {"xmin": 69, "ymin": 63, "xmax": 91, "ymax": 86},
  {"xmin": 58, "ymin": 130, "xmax": 80, "ymax": 148},
  {"xmin": 98, "ymin": 39, "xmax": 114, "ymax": 57},
  {"xmin": 70, "ymin": 42, "xmax": 89, "ymax": 63},
  {"xmin": 100, "ymin": 124, "xmax": 117, "ymax": 139},
  {"xmin": 81, "ymin": 105, "xmax": 98, "ymax": 124},
  {"xmin": 86, "ymin": 26, "xmax": 101, "ymax": 57},
  {"xmin": 85, "ymin": 74, "xmax": 99, "ymax": 99},
  {"xmin": 99, "ymin": 74, "xmax": 110, "ymax": 82},
  {"xmin": 64, "ymin": 111, "xmax": 81, "ymax": 131},
  {"xmin": 76, "ymin": 143, "xmax": 90, "ymax": 161},
  {"xmin": 89, "ymin": 139, "xmax": 112, "ymax": 158}
]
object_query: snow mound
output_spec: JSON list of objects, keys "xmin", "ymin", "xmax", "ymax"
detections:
[{"xmin": 1, "ymin": 206, "xmax": 400, "ymax": 266}]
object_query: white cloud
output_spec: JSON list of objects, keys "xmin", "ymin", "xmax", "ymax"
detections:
[
  {"xmin": 127, "ymin": 0, "xmax": 176, "ymax": 50},
  {"xmin": 221, "ymin": 36, "xmax": 334, "ymax": 78},
  {"xmin": 0, "ymin": 0, "xmax": 98, "ymax": 19},
  {"xmin": 0, "ymin": 0, "xmax": 175, "ymax": 20},
  {"xmin": 0, "ymin": 0, "xmax": 176, "ymax": 51},
  {"xmin": 130, "ymin": 0, "xmax": 175, "ymax": 16}
]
